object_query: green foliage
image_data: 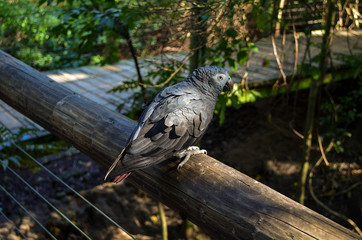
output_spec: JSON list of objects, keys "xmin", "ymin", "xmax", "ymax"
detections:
[
  {"xmin": 49, "ymin": 1, "xmax": 125, "ymax": 61},
  {"xmin": 109, "ymin": 59, "xmax": 185, "ymax": 119},
  {"xmin": 203, "ymin": 1, "xmax": 272, "ymax": 122},
  {"xmin": 215, "ymin": 84, "xmax": 264, "ymax": 124},
  {"xmin": 0, "ymin": 126, "xmax": 70, "ymax": 171},
  {"xmin": 42, "ymin": 0, "xmax": 187, "ymax": 66},
  {"xmin": 0, "ymin": 0, "xmax": 101, "ymax": 70},
  {"xmin": 0, "ymin": 0, "xmax": 145, "ymax": 69},
  {"xmin": 319, "ymin": 50, "xmax": 362, "ymax": 153},
  {"xmin": 2, "ymin": 0, "xmax": 359, "ymax": 125},
  {"xmin": 0, "ymin": 0, "xmax": 62, "ymax": 70},
  {"xmin": 320, "ymin": 82, "xmax": 362, "ymax": 153},
  {"xmin": 336, "ymin": 53, "xmax": 362, "ymax": 79}
]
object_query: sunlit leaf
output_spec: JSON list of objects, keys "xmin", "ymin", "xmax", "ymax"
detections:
[{"xmin": 1, "ymin": 160, "xmax": 9, "ymax": 170}]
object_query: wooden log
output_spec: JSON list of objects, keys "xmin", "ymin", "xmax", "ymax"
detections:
[{"xmin": 0, "ymin": 51, "xmax": 360, "ymax": 240}]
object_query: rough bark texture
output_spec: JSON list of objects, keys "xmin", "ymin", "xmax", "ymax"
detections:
[{"xmin": 0, "ymin": 51, "xmax": 360, "ymax": 240}]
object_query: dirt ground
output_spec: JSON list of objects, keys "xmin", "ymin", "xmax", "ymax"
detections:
[{"xmin": 1, "ymin": 82, "xmax": 361, "ymax": 239}]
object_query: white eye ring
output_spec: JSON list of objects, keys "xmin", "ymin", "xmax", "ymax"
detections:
[{"xmin": 218, "ymin": 75, "xmax": 223, "ymax": 81}]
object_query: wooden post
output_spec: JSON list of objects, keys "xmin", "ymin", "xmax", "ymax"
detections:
[{"xmin": 0, "ymin": 51, "xmax": 360, "ymax": 240}]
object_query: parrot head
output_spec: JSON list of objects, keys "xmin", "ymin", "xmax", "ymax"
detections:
[{"xmin": 191, "ymin": 66, "xmax": 233, "ymax": 95}]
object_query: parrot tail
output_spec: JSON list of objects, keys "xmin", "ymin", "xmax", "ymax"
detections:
[
  {"xmin": 113, "ymin": 172, "xmax": 131, "ymax": 183},
  {"xmin": 104, "ymin": 147, "xmax": 127, "ymax": 181}
]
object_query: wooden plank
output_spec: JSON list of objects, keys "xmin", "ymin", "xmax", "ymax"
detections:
[
  {"xmin": 245, "ymin": 62, "xmax": 281, "ymax": 78},
  {"xmin": 55, "ymin": 70, "xmax": 93, "ymax": 94},
  {"xmin": 82, "ymin": 92, "xmax": 111, "ymax": 107},
  {"xmin": 76, "ymin": 74, "xmax": 115, "ymax": 90},
  {"xmin": 46, "ymin": 70, "xmax": 71, "ymax": 83},
  {"xmin": 61, "ymin": 69, "xmax": 100, "ymax": 92},
  {"xmin": 79, "ymin": 66, "xmax": 133, "ymax": 85},
  {"xmin": 0, "ymin": 94, "xmax": 46, "ymax": 139},
  {"xmin": 6, "ymin": 110, "xmax": 38, "ymax": 130},
  {"xmin": 0, "ymin": 111, "xmax": 23, "ymax": 132},
  {"xmin": 95, "ymin": 91, "xmax": 124, "ymax": 105},
  {"xmin": 61, "ymin": 82, "xmax": 86, "ymax": 93}
]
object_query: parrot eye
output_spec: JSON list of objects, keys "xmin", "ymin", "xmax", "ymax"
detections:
[{"xmin": 218, "ymin": 75, "xmax": 223, "ymax": 81}]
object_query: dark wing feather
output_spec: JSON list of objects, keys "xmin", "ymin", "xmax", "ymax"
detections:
[{"xmin": 106, "ymin": 82, "xmax": 211, "ymax": 178}]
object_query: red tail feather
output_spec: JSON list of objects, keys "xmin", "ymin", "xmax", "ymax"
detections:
[{"xmin": 113, "ymin": 172, "xmax": 131, "ymax": 183}]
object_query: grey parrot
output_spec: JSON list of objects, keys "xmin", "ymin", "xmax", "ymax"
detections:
[{"xmin": 105, "ymin": 66, "xmax": 233, "ymax": 183}]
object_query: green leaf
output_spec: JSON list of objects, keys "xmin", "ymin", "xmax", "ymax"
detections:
[
  {"xmin": 263, "ymin": 59, "xmax": 270, "ymax": 67},
  {"xmin": 228, "ymin": 58, "xmax": 238, "ymax": 72},
  {"xmin": 225, "ymin": 28, "xmax": 238, "ymax": 38},
  {"xmin": 311, "ymin": 66, "xmax": 320, "ymax": 80},
  {"xmin": 8, "ymin": 156, "xmax": 20, "ymax": 166},
  {"xmin": 237, "ymin": 51, "xmax": 248, "ymax": 65},
  {"xmin": 201, "ymin": 14, "xmax": 210, "ymax": 21},
  {"xmin": 100, "ymin": 16, "xmax": 114, "ymax": 29},
  {"xmin": 247, "ymin": 42, "xmax": 258, "ymax": 52},
  {"xmin": 1, "ymin": 159, "xmax": 9, "ymax": 170}
]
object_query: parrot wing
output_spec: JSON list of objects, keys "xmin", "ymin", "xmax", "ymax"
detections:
[{"xmin": 105, "ymin": 83, "xmax": 212, "ymax": 179}]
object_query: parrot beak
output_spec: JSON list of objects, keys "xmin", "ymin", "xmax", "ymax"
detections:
[{"xmin": 223, "ymin": 77, "xmax": 234, "ymax": 93}]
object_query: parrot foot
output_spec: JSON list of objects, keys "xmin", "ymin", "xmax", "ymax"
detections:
[{"xmin": 175, "ymin": 146, "xmax": 207, "ymax": 170}]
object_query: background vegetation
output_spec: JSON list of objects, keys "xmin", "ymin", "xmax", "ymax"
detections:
[{"xmin": 1, "ymin": 0, "xmax": 361, "ymax": 238}]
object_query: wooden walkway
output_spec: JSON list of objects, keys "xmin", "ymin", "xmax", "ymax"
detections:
[{"xmin": 0, "ymin": 30, "xmax": 361, "ymax": 139}]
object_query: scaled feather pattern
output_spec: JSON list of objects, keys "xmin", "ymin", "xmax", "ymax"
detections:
[{"xmin": 105, "ymin": 66, "xmax": 233, "ymax": 183}]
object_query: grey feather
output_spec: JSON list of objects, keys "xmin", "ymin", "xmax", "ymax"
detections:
[{"xmin": 105, "ymin": 66, "xmax": 233, "ymax": 181}]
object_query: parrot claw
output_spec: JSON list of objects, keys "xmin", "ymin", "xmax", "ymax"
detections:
[
  {"xmin": 175, "ymin": 146, "xmax": 208, "ymax": 170},
  {"xmin": 186, "ymin": 146, "xmax": 200, "ymax": 151}
]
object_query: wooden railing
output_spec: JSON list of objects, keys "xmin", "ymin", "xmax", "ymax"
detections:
[{"xmin": 0, "ymin": 51, "xmax": 360, "ymax": 240}]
